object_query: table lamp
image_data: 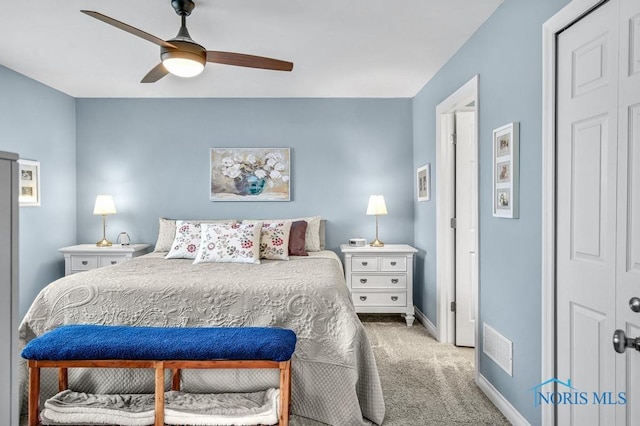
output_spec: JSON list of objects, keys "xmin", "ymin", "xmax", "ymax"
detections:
[
  {"xmin": 93, "ymin": 195, "xmax": 117, "ymax": 247},
  {"xmin": 366, "ymin": 195, "xmax": 388, "ymax": 247}
]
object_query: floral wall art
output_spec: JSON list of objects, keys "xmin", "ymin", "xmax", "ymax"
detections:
[{"xmin": 210, "ymin": 148, "xmax": 291, "ymax": 201}]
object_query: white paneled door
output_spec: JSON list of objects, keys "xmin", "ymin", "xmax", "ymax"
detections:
[
  {"xmin": 455, "ymin": 111, "xmax": 477, "ymax": 348},
  {"xmin": 557, "ymin": 0, "xmax": 640, "ymax": 424}
]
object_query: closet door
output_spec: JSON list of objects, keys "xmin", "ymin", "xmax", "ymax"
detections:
[
  {"xmin": 557, "ymin": 1, "xmax": 619, "ymax": 424},
  {"xmin": 0, "ymin": 152, "xmax": 19, "ymax": 425},
  {"xmin": 557, "ymin": 0, "xmax": 640, "ymax": 424},
  {"xmin": 615, "ymin": 0, "xmax": 640, "ymax": 423}
]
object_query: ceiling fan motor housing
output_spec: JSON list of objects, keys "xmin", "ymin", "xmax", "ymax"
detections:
[
  {"xmin": 171, "ymin": 0, "xmax": 195, "ymax": 16},
  {"xmin": 161, "ymin": 40, "xmax": 206, "ymax": 67}
]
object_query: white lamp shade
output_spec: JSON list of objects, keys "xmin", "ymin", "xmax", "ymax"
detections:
[
  {"xmin": 93, "ymin": 195, "xmax": 117, "ymax": 215},
  {"xmin": 366, "ymin": 195, "xmax": 388, "ymax": 215}
]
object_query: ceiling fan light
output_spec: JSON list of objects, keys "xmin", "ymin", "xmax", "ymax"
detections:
[
  {"xmin": 163, "ymin": 57, "xmax": 204, "ymax": 77},
  {"xmin": 161, "ymin": 51, "xmax": 205, "ymax": 78}
]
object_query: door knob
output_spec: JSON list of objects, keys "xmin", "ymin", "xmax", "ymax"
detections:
[
  {"xmin": 630, "ymin": 297, "xmax": 640, "ymax": 313},
  {"xmin": 613, "ymin": 329, "xmax": 640, "ymax": 354}
]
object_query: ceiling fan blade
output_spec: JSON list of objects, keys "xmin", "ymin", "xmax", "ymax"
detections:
[
  {"xmin": 141, "ymin": 63, "xmax": 169, "ymax": 83},
  {"xmin": 206, "ymin": 51, "xmax": 293, "ymax": 71},
  {"xmin": 81, "ymin": 10, "xmax": 177, "ymax": 49}
]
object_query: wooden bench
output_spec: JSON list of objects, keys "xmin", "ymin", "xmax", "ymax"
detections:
[{"xmin": 22, "ymin": 325, "xmax": 296, "ymax": 426}]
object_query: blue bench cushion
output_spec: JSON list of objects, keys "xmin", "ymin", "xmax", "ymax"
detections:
[{"xmin": 22, "ymin": 325, "xmax": 297, "ymax": 362}]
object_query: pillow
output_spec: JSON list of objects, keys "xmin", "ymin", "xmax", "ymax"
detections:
[
  {"xmin": 244, "ymin": 216, "xmax": 322, "ymax": 252},
  {"xmin": 319, "ymin": 219, "xmax": 326, "ymax": 250},
  {"xmin": 165, "ymin": 221, "xmax": 204, "ymax": 259},
  {"xmin": 259, "ymin": 221, "xmax": 292, "ymax": 260},
  {"xmin": 193, "ymin": 222, "xmax": 262, "ymax": 264},
  {"xmin": 289, "ymin": 221, "xmax": 308, "ymax": 256},
  {"xmin": 154, "ymin": 218, "xmax": 236, "ymax": 252}
]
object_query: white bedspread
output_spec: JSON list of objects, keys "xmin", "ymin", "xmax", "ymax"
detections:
[{"xmin": 19, "ymin": 251, "xmax": 384, "ymax": 425}]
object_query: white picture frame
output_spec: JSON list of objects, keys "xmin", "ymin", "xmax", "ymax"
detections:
[
  {"xmin": 18, "ymin": 159, "xmax": 41, "ymax": 207},
  {"xmin": 417, "ymin": 163, "xmax": 430, "ymax": 201},
  {"xmin": 492, "ymin": 122, "xmax": 519, "ymax": 218}
]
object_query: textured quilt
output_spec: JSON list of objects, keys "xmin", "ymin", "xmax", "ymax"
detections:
[{"xmin": 19, "ymin": 251, "xmax": 384, "ymax": 426}]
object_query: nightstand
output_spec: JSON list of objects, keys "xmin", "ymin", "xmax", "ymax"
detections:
[
  {"xmin": 340, "ymin": 244, "xmax": 418, "ymax": 326},
  {"xmin": 59, "ymin": 244, "xmax": 150, "ymax": 276}
]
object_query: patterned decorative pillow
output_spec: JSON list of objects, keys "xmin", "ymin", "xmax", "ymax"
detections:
[
  {"xmin": 259, "ymin": 221, "xmax": 292, "ymax": 260},
  {"xmin": 244, "ymin": 216, "xmax": 322, "ymax": 252},
  {"xmin": 193, "ymin": 222, "xmax": 262, "ymax": 264},
  {"xmin": 154, "ymin": 218, "xmax": 237, "ymax": 252},
  {"xmin": 165, "ymin": 221, "xmax": 204, "ymax": 259}
]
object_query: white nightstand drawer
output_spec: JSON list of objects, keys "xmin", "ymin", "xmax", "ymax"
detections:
[
  {"xmin": 70, "ymin": 255, "xmax": 99, "ymax": 271},
  {"xmin": 380, "ymin": 257, "xmax": 407, "ymax": 272},
  {"xmin": 60, "ymin": 244, "xmax": 151, "ymax": 276},
  {"xmin": 100, "ymin": 256, "xmax": 128, "ymax": 267},
  {"xmin": 351, "ymin": 257, "xmax": 379, "ymax": 272},
  {"xmin": 352, "ymin": 275, "xmax": 407, "ymax": 289},
  {"xmin": 352, "ymin": 292, "xmax": 407, "ymax": 307}
]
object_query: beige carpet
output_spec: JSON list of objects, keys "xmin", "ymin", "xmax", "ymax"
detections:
[{"xmin": 359, "ymin": 314, "xmax": 510, "ymax": 426}]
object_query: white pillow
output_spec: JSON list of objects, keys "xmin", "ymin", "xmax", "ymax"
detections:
[
  {"xmin": 244, "ymin": 216, "xmax": 322, "ymax": 252},
  {"xmin": 154, "ymin": 218, "xmax": 237, "ymax": 252},
  {"xmin": 299, "ymin": 216, "xmax": 322, "ymax": 251},
  {"xmin": 259, "ymin": 221, "xmax": 292, "ymax": 260},
  {"xmin": 193, "ymin": 222, "xmax": 263, "ymax": 264},
  {"xmin": 165, "ymin": 221, "xmax": 203, "ymax": 259}
]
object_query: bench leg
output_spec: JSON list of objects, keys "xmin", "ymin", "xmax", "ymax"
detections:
[
  {"xmin": 279, "ymin": 360, "xmax": 291, "ymax": 426},
  {"xmin": 171, "ymin": 368, "xmax": 181, "ymax": 391},
  {"xmin": 58, "ymin": 367, "xmax": 68, "ymax": 391},
  {"xmin": 155, "ymin": 362, "xmax": 165, "ymax": 426},
  {"xmin": 28, "ymin": 363, "xmax": 40, "ymax": 426}
]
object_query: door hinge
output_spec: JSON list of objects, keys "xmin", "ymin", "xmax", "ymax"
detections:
[
  {"xmin": 451, "ymin": 301, "xmax": 456, "ymax": 312},
  {"xmin": 450, "ymin": 217, "xmax": 457, "ymax": 229},
  {"xmin": 451, "ymin": 132, "xmax": 457, "ymax": 145}
]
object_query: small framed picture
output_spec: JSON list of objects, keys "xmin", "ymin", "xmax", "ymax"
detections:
[
  {"xmin": 18, "ymin": 159, "xmax": 41, "ymax": 207},
  {"xmin": 492, "ymin": 123, "xmax": 519, "ymax": 218},
  {"xmin": 417, "ymin": 163, "xmax": 430, "ymax": 202}
]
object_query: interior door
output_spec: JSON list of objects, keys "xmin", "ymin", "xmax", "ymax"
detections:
[
  {"xmin": 615, "ymin": 0, "xmax": 640, "ymax": 423},
  {"xmin": 557, "ymin": 0, "xmax": 640, "ymax": 424},
  {"xmin": 557, "ymin": 0, "xmax": 618, "ymax": 424},
  {"xmin": 455, "ymin": 111, "xmax": 477, "ymax": 347}
]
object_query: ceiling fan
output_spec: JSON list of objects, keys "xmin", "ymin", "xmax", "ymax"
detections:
[{"xmin": 81, "ymin": 0, "xmax": 294, "ymax": 83}]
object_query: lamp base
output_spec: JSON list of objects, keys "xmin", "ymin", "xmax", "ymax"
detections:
[
  {"xmin": 370, "ymin": 238, "xmax": 384, "ymax": 247},
  {"xmin": 96, "ymin": 238, "xmax": 113, "ymax": 247}
]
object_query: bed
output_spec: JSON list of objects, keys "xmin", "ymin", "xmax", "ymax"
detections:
[{"xmin": 19, "ymin": 244, "xmax": 385, "ymax": 425}]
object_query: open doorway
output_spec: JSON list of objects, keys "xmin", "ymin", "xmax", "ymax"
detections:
[{"xmin": 435, "ymin": 75, "xmax": 480, "ymax": 374}]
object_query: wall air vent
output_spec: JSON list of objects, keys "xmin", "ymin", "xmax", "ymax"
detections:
[{"xmin": 483, "ymin": 323, "xmax": 513, "ymax": 376}]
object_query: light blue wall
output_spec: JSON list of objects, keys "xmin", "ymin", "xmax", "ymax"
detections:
[
  {"xmin": 412, "ymin": 0, "xmax": 570, "ymax": 424},
  {"xmin": 75, "ymin": 99, "xmax": 414, "ymax": 251},
  {"xmin": 0, "ymin": 65, "xmax": 77, "ymax": 317}
]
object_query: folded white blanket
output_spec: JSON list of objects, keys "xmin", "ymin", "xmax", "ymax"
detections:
[{"xmin": 40, "ymin": 388, "xmax": 280, "ymax": 426}]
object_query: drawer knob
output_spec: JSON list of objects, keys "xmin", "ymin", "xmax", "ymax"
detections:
[
  {"xmin": 391, "ymin": 261, "xmax": 397, "ymax": 266},
  {"xmin": 391, "ymin": 296, "xmax": 398, "ymax": 301},
  {"xmin": 391, "ymin": 278, "xmax": 399, "ymax": 284},
  {"xmin": 81, "ymin": 261, "xmax": 88, "ymax": 266},
  {"xmin": 360, "ymin": 278, "xmax": 368, "ymax": 284},
  {"xmin": 361, "ymin": 261, "xmax": 368, "ymax": 266},
  {"xmin": 111, "ymin": 261, "xmax": 117, "ymax": 265},
  {"xmin": 360, "ymin": 296, "xmax": 367, "ymax": 301}
]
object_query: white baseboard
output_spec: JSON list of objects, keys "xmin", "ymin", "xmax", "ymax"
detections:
[
  {"xmin": 414, "ymin": 306, "xmax": 438, "ymax": 339},
  {"xmin": 477, "ymin": 373, "xmax": 530, "ymax": 426}
]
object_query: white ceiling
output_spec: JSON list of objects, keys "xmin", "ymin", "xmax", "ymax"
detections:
[{"xmin": 0, "ymin": 0, "xmax": 502, "ymax": 98}]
